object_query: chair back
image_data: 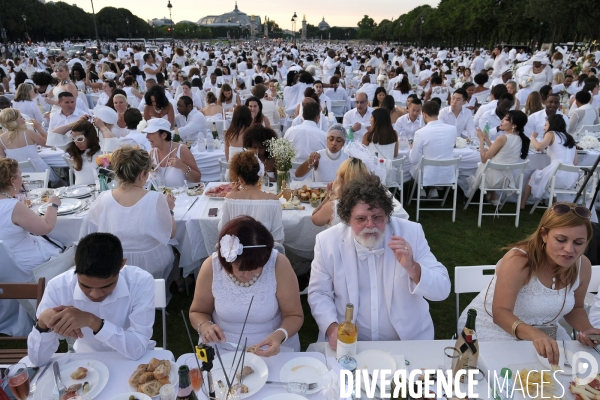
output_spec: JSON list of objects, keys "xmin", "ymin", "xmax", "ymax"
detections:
[
  {"xmin": 454, "ymin": 265, "xmax": 496, "ymax": 336},
  {"xmin": 485, "ymin": 159, "xmax": 529, "ymax": 175},
  {"xmin": 18, "ymin": 158, "xmax": 38, "ymax": 172},
  {"xmin": 62, "ymin": 154, "xmax": 76, "ymax": 186},
  {"xmin": 331, "ymin": 100, "xmax": 346, "ymax": 117},
  {"xmin": 580, "ymin": 124, "xmax": 600, "ymax": 135},
  {"xmin": 219, "ymin": 159, "xmax": 230, "ymax": 182},
  {"xmin": 387, "ymin": 156, "xmax": 406, "ymax": 187},
  {"xmin": 419, "ymin": 156, "xmax": 461, "ymax": 185},
  {"xmin": 22, "ymin": 170, "xmax": 50, "ymax": 188},
  {"xmin": 154, "ymin": 278, "xmax": 167, "ymax": 349},
  {"xmin": 127, "ymin": 95, "xmax": 140, "ymax": 108}
]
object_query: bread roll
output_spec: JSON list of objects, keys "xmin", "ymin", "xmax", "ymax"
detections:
[
  {"xmin": 137, "ymin": 372, "xmax": 155, "ymax": 384},
  {"xmin": 138, "ymin": 381, "xmax": 161, "ymax": 397},
  {"xmin": 153, "ymin": 364, "xmax": 169, "ymax": 380},
  {"xmin": 158, "ymin": 376, "xmax": 171, "ymax": 385},
  {"xmin": 146, "ymin": 358, "xmax": 160, "ymax": 372},
  {"xmin": 128, "ymin": 365, "xmax": 148, "ymax": 386}
]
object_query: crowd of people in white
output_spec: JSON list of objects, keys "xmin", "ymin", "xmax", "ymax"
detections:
[{"xmin": 2, "ymin": 38, "xmax": 600, "ymax": 364}]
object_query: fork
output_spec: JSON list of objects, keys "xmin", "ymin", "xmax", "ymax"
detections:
[
  {"xmin": 53, "ymin": 361, "xmax": 67, "ymax": 400},
  {"xmin": 562, "ymin": 340, "xmax": 572, "ymax": 368},
  {"xmin": 266, "ymin": 381, "xmax": 318, "ymax": 392}
]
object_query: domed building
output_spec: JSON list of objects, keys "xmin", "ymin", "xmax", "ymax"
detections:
[
  {"xmin": 197, "ymin": 2, "xmax": 261, "ymax": 27},
  {"xmin": 318, "ymin": 17, "xmax": 330, "ymax": 31}
]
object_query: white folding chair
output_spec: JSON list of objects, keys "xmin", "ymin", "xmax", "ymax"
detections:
[
  {"xmin": 18, "ymin": 158, "xmax": 38, "ymax": 172},
  {"xmin": 32, "ymin": 245, "xmax": 77, "ymax": 288},
  {"xmin": 386, "ymin": 157, "xmax": 406, "ymax": 203},
  {"xmin": 154, "ymin": 278, "xmax": 167, "ymax": 350},
  {"xmin": 219, "ymin": 159, "xmax": 230, "ymax": 182},
  {"xmin": 454, "ymin": 265, "xmax": 496, "ymax": 337},
  {"xmin": 127, "ymin": 95, "xmax": 139, "ymax": 108},
  {"xmin": 331, "ymin": 100, "xmax": 346, "ymax": 118},
  {"xmin": 408, "ymin": 156, "xmax": 461, "ymax": 222},
  {"xmin": 22, "ymin": 170, "xmax": 50, "ymax": 188},
  {"xmin": 464, "ymin": 160, "xmax": 529, "ymax": 227},
  {"xmin": 394, "ymin": 101, "xmax": 406, "ymax": 108},
  {"xmin": 292, "ymin": 160, "xmax": 313, "ymax": 181},
  {"xmin": 62, "ymin": 154, "xmax": 75, "ymax": 186},
  {"xmin": 530, "ymin": 163, "xmax": 590, "ymax": 214}
]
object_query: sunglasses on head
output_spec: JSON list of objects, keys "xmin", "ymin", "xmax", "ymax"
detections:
[
  {"xmin": 71, "ymin": 136, "xmax": 86, "ymax": 143},
  {"xmin": 551, "ymin": 204, "xmax": 591, "ymax": 219}
]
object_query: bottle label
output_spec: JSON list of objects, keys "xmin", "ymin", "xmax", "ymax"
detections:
[{"xmin": 336, "ymin": 340, "xmax": 357, "ymax": 360}]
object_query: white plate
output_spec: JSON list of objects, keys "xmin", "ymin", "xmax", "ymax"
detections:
[
  {"xmin": 209, "ymin": 353, "xmax": 268, "ymax": 399},
  {"xmin": 127, "ymin": 361, "xmax": 179, "ymax": 393},
  {"xmin": 33, "ymin": 359, "xmax": 109, "ymax": 400},
  {"xmin": 535, "ymin": 346, "xmax": 573, "ymax": 375},
  {"xmin": 279, "ymin": 356, "xmax": 328, "ymax": 394},
  {"xmin": 30, "ymin": 188, "xmax": 55, "ymax": 197},
  {"xmin": 39, "ymin": 198, "xmax": 84, "ymax": 215},
  {"xmin": 355, "ymin": 349, "xmax": 397, "ymax": 375},
  {"xmin": 262, "ymin": 394, "xmax": 306, "ymax": 400},
  {"xmin": 109, "ymin": 392, "xmax": 152, "ymax": 400},
  {"xmin": 61, "ymin": 185, "xmax": 92, "ymax": 198}
]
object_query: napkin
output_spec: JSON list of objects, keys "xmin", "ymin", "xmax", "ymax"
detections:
[{"xmin": 321, "ymin": 368, "xmax": 342, "ymax": 400}]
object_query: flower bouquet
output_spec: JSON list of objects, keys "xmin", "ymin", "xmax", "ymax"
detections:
[
  {"xmin": 265, "ymin": 137, "xmax": 296, "ymax": 192},
  {"xmin": 455, "ymin": 137, "xmax": 467, "ymax": 149},
  {"xmin": 578, "ymin": 135, "xmax": 599, "ymax": 150},
  {"xmin": 95, "ymin": 153, "xmax": 113, "ymax": 191}
]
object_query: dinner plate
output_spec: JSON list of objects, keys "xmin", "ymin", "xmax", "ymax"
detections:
[
  {"xmin": 204, "ymin": 194, "xmax": 226, "ymax": 200},
  {"xmin": 208, "ymin": 353, "xmax": 268, "ymax": 399},
  {"xmin": 30, "ymin": 188, "xmax": 55, "ymax": 197},
  {"xmin": 355, "ymin": 349, "xmax": 397, "ymax": 375},
  {"xmin": 39, "ymin": 198, "xmax": 84, "ymax": 215},
  {"xmin": 60, "ymin": 185, "xmax": 93, "ymax": 198},
  {"xmin": 127, "ymin": 361, "xmax": 179, "ymax": 393},
  {"xmin": 262, "ymin": 394, "xmax": 306, "ymax": 400},
  {"xmin": 33, "ymin": 359, "xmax": 109, "ymax": 400},
  {"xmin": 109, "ymin": 392, "xmax": 152, "ymax": 400},
  {"xmin": 535, "ymin": 346, "xmax": 573, "ymax": 375},
  {"xmin": 279, "ymin": 356, "xmax": 328, "ymax": 394}
]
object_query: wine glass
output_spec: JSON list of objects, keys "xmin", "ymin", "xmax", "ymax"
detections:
[
  {"xmin": 4, "ymin": 363, "xmax": 29, "ymax": 400},
  {"xmin": 185, "ymin": 355, "xmax": 203, "ymax": 396}
]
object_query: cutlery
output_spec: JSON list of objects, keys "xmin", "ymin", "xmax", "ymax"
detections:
[
  {"xmin": 181, "ymin": 197, "xmax": 199, "ymax": 219},
  {"xmin": 52, "ymin": 361, "xmax": 66, "ymax": 400},
  {"xmin": 562, "ymin": 340, "xmax": 572, "ymax": 368},
  {"xmin": 592, "ymin": 346, "xmax": 600, "ymax": 356},
  {"xmin": 266, "ymin": 381, "xmax": 318, "ymax": 391},
  {"xmin": 369, "ymin": 373, "xmax": 383, "ymax": 399},
  {"xmin": 30, "ymin": 363, "xmax": 51, "ymax": 394}
]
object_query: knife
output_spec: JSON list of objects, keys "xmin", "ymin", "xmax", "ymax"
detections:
[{"xmin": 181, "ymin": 197, "xmax": 199, "ymax": 219}]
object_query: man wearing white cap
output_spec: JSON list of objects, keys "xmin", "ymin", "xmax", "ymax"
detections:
[{"xmin": 490, "ymin": 67, "xmax": 513, "ymax": 89}]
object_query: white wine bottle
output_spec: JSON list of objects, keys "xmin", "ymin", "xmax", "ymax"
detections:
[
  {"xmin": 337, "ymin": 303, "xmax": 358, "ymax": 360},
  {"xmin": 453, "ymin": 309, "xmax": 479, "ymax": 383}
]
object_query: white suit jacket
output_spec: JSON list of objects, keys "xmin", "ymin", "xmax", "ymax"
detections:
[
  {"xmin": 409, "ymin": 119, "xmax": 457, "ymax": 186},
  {"xmin": 308, "ymin": 217, "xmax": 451, "ymax": 342}
]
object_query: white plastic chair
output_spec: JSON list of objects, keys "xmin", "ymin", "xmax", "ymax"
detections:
[
  {"xmin": 454, "ymin": 265, "xmax": 496, "ymax": 337},
  {"xmin": 32, "ymin": 245, "xmax": 77, "ymax": 288},
  {"xmin": 530, "ymin": 163, "xmax": 591, "ymax": 214},
  {"xmin": 386, "ymin": 156, "xmax": 406, "ymax": 202},
  {"xmin": 22, "ymin": 170, "xmax": 50, "ymax": 188},
  {"xmin": 408, "ymin": 156, "xmax": 461, "ymax": 222},
  {"xmin": 464, "ymin": 159, "xmax": 529, "ymax": 227},
  {"xmin": 331, "ymin": 100, "xmax": 346, "ymax": 118},
  {"xmin": 291, "ymin": 160, "xmax": 312, "ymax": 182},
  {"xmin": 18, "ymin": 158, "xmax": 37, "ymax": 172},
  {"xmin": 154, "ymin": 278, "xmax": 167, "ymax": 350},
  {"xmin": 219, "ymin": 159, "xmax": 230, "ymax": 182},
  {"xmin": 62, "ymin": 154, "xmax": 75, "ymax": 186}
]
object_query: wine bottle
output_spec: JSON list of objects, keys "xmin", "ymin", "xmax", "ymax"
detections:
[
  {"xmin": 173, "ymin": 126, "xmax": 181, "ymax": 142},
  {"xmin": 176, "ymin": 365, "xmax": 198, "ymax": 400},
  {"xmin": 212, "ymin": 122, "xmax": 218, "ymax": 140},
  {"xmin": 452, "ymin": 309, "xmax": 479, "ymax": 383},
  {"xmin": 337, "ymin": 303, "xmax": 358, "ymax": 360}
]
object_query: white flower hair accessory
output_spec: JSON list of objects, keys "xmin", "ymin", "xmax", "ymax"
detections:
[
  {"xmin": 137, "ymin": 119, "xmax": 148, "ymax": 132},
  {"xmin": 219, "ymin": 234, "xmax": 266, "ymax": 263},
  {"xmin": 255, "ymin": 153, "xmax": 265, "ymax": 177}
]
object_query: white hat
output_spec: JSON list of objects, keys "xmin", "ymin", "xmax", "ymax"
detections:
[
  {"xmin": 530, "ymin": 51, "xmax": 549, "ymax": 64},
  {"xmin": 94, "ymin": 106, "xmax": 118, "ymax": 125},
  {"xmin": 500, "ymin": 66, "xmax": 512, "ymax": 76},
  {"xmin": 141, "ymin": 117, "xmax": 171, "ymax": 134}
]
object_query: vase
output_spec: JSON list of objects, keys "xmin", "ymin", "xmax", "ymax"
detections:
[{"xmin": 277, "ymin": 170, "xmax": 290, "ymax": 193}]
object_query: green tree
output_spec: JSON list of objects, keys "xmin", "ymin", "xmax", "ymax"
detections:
[{"xmin": 356, "ymin": 15, "xmax": 376, "ymax": 39}]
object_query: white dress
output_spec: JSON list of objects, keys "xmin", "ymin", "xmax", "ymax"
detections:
[
  {"xmin": 529, "ymin": 134, "xmax": 578, "ymax": 200},
  {"xmin": 466, "ymin": 134, "xmax": 523, "ymax": 198},
  {"xmin": 50, "ymin": 86, "xmax": 64, "ymax": 114},
  {"xmin": 367, "ymin": 142, "xmax": 396, "ymax": 160},
  {"xmin": 150, "ymin": 143, "xmax": 186, "ymax": 188},
  {"xmin": 82, "ymin": 190, "xmax": 174, "ymax": 281},
  {"xmin": 70, "ymin": 149, "xmax": 99, "ymax": 185},
  {"xmin": 218, "ymin": 198, "xmax": 284, "ymax": 242},
  {"xmin": 458, "ymin": 248, "xmax": 579, "ymax": 341},
  {"xmin": 221, "ymin": 93, "xmax": 237, "ymax": 112},
  {"xmin": 313, "ymin": 149, "xmax": 349, "ymax": 183},
  {"xmin": 210, "ymin": 250, "xmax": 300, "ymax": 351},
  {"xmin": 0, "ymin": 132, "xmax": 60, "ymax": 183}
]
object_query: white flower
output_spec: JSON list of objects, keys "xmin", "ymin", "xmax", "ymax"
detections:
[
  {"xmin": 578, "ymin": 135, "xmax": 599, "ymax": 150},
  {"xmin": 136, "ymin": 119, "xmax": 148, "ymax": 133},
  {"xmin": 219, "ymin": 234, "xmax": 244, "ymax": 263},
  {"xmin": 455, "ymin": 137, "xmax": 467, "ymax": 149},
  {"xmin": 266, "ymin": 138, "xmax": 296, "ymax": 171}
]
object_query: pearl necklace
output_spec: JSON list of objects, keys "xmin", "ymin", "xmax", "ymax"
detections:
[
  {"xmin": 228, "ymin": 272, "xmax": 261, "ymax": 287},
  {"xmin": 1, "ymin": 192, "xmax": 13, "ymax": 198},
  {"xmin": 325, "ymin": 148, "xmax": 341, "ymax": 160}
]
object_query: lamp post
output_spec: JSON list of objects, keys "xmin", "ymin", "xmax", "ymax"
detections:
[
  {"xmin": 420, "ymin": 16, "xmax": 424, "ymax": 47},
  {"xmin": 399, "ymin": 20, "xmax": 403, "ymax": 45},
  {"xmin": 167, "ymin": 0, "xmax": 174, "ymax": 46},
  {"xmin": 90, "ymin": 0, "xmax": 101, "ymax": 50},
  {"xmin": 125, "ymin": 17, "xmax": 130, "ymax": 45},
  {"xmin": 291, "ymin": 12, "xmax": 297, "ymax": 45},
  {"xmin": 538, "ymin": 21, "xmax": 544, "ymax": 50},
  {"xmin": 22, "ymin": 14, "xmax": 29, "ymax": 43}
]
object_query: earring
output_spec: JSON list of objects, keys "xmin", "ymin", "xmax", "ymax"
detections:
[
  {"xmin": 512, "ymin": 126, "xmax": 516, "ymax": 134},
  {"xmin": 542, "ymin": 242, "xmax": 546, "ymax": 249}
]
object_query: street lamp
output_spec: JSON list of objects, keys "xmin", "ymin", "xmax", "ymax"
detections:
[
  {"xmin": 399, "ymin": 20, "xmax": 403, "ymax": 45},
  {"xmin": 167, "ymin": 0, "xmax": 174, "ymax": 46},
  {"xmin": 90, "ymin": 0, "xmax": 101, "ymax": 50},
  {"xmin": 292, "ymin": 12, "xmax": 297, "ymax": 45},
  {"xmin": 538, "ymin": 21, "xmax": 544, "ymax": 50},
  {"xmin": 420, "ymin": 16, "xmax": 425, "ymax": 47},
  {"xmin": 125, "ymin": 17, "xmax": 130, "ymax": 44},
  {"xmin": 22, "ymin": 14, "xmax": 29, "ymax": 43}
]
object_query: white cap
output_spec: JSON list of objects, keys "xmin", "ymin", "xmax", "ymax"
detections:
[
  {"xmin": 94, "ymin": 106, "xmax": 118, "ymax": 125},
  {"xmin": 141, "ymin": 117, "xmax": 172, "ymax": 134}
]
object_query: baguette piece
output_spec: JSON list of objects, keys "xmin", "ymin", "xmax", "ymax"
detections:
[
  {"xmin": 158, "ymin": 360, "xmax": 171, "ymax": 375},
  {"xmin": 138, "ymin": 381, "xmax": 161, "ymax": 397},
  {"xmin": 70, "ymin": 367, "xmax": 88, "ymax": 380},
  {"xmin": 128, "ymin": 364, "xmax": 148, "ymax": 386},
  {"xmin": 146, "ymin": 358, "xmax": 160, "ymax": 372},
  {"xmin": 137, "ymin": 372, "xmax": 156, "ymax": 384},
  {"xmin": 158, "ymin": 376, "xmax": 171, "ymax": 385},
  {"xmin": 153, "ymin": 363, "xmax": 170, "ymax": 380}
]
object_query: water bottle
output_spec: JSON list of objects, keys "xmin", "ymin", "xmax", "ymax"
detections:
[
  {"xmin": 493, "ymin": 367, "xmax": 514, "ymax": 400},
  {"xmin": 197, "ymin": 137, "xmax": 205, "ymax": 152},
  {"xmin": 347, "ymin": 127, "xmax": 354, "ymax": 144},
  {"xmin": 207, "ymin": 136, "xmax": 215, "ymax": 152}
]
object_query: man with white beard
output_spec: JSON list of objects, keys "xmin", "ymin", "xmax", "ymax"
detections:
[{"xmin": 308, "ymin": 177, "xmax": 450, "ymax": 349}]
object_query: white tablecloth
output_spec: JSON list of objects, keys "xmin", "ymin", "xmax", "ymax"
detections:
[
  {"xmin": 190, "ymin": 146, "xmax": 225, "ymax": 182},
  {"xmin": 38, "ymin": 147, "xmax": 68, "ymax": 168},
  {"xmin": 176, "ymin": 352, "xmax": 328, "ymax": 400},
  {"xmin": 19, "ymin": 350, "xmax": 175, "ymax": 399}
]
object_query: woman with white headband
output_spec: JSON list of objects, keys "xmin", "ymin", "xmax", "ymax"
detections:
[{"xmin": 190, "ymin": 215, "xmax": 303, "ymax": 356}]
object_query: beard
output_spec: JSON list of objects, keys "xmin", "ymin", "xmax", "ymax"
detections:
[{"xmin": 353, "ymin": 227, "xmax": 385, "ymax": 249}]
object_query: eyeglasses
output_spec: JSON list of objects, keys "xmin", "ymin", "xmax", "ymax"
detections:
[
  {"xmin": 71, "ymin": 136, "xmax": 86, "ymax": 143},
  {"xmin": 352, "ymin": 214, "xmax": 387, "ymax": 225},
  {"xmin": 356, "ymin": 100, "xmax": 367, "ymax": 105},
  {"xmin": 551, "ymin": 204, "xmax": 591, "ymax": 219}
]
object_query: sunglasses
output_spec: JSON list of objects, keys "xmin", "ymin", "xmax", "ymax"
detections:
[
  {"xmin": 71, "ymin": 136, "xmax": 86, "ymax": 143},
  {"xmin": 551, "ymin": 204, "xmax": 591, "ymax": 219}
]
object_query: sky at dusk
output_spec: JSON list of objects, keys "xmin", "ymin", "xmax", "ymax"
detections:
[{"xmin": 71, "ymin": 0, "xmax": 438, "ymax": 28}]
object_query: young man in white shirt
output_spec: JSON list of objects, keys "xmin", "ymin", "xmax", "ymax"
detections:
[
  {"xmin": 438, "ymin": 88, "xmax": 476, "ymax": 139},
  {"xmin": 47, "ymin": 92, "xmax": 88, "ymax": 149},
  {"xmin": 479, "ymin": 93, "xmax": 515, "ymax": 141},
  {"xmin": 393, "ymin": 97, "xmax": 423, "ymax": 140},
  {"xmin": 28, "ymin": 233, "xmax": 156, "ymax": 366}
]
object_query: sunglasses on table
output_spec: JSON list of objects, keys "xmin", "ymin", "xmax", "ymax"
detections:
[
  {"xmin": 71, "ymin": 136, "xmax": 86, "ymax": 143},
  {"xmin": 551, "ymin": 204, "xmax": 591, "ymax": 219}
]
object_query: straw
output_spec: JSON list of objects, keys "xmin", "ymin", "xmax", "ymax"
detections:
[
  {"xmin": 180, "ymin": 310, "xmax": 202, "ymax": 372},
  {"xmin": 231, "ymin": 295, "xmax": 254, "ymax": 369}
]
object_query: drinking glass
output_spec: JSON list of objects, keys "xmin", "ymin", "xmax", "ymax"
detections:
[
  {"xmin": 443, "ymin": 347, "xmax": 460, "ymax": 373},
  {"xmin": 4, "ymin": 363, "xmax": 29, "ymax": 400},
  {"xmin": 159, "ymin": 383, "xmax": 174, "ymax": 400},
  {"xmin": 185, "ymin": 355, "xmax": 203, "ymax": 394}
]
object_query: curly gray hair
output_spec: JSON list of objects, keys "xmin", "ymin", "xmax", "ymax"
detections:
[{"xmin": 337, "ymin": 175, "xmax": 394, "ymax": 225}]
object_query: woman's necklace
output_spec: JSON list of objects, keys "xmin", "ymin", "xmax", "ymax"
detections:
[
  {"xmin": 153, "ymin": 106, "xmax": 163, "ymax": 114},
  {"xmin": 61, "ymin": 79, "xmax": 71, "ymax": 85},
  {"xmin": 1, "ymin": 192, "xmax": 13, "ymax": 198},
  {"xmin": 228, "ymin": 271, "xmax": 261, "ymax": 287},
  {"xmin": 325, "ymin": 148, "xmax": 341, "ymax": 160}
]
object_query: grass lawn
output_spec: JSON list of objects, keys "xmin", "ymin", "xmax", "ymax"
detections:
[{"xmin": 2, "ymin": 187, "xmax": 547, "ymax": 359}]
